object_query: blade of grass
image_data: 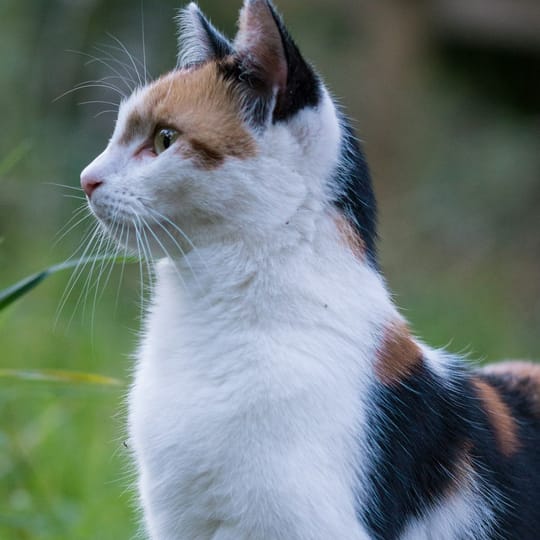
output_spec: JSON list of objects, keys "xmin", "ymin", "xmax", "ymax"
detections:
[
  {"xmin": 0, "ymin": 255, "xmax": 137, "ymax": 311},
  {"xmin": 0, "ymin": 369, "xmax": 123, "ymax": 386},
  {"xmin": 0, "ymin": 271, "xmax": 50, "ymax": 310}
]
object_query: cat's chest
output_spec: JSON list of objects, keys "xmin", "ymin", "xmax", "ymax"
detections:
[
  {"xmin": 128, "ymin": 313, "xmax": 366, "ymax": 536},
  {"xmin": 129, "ymin": 292, "xmax": 369, "ymax": 469},
  {"xmin": 131, "ymin": 310, "xmax": 360, "ymax": 443}
]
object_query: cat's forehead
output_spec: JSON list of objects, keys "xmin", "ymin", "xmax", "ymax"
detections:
[{"xmin": 115, "ymin": 63, "xmax": 248, "ymax": 147}]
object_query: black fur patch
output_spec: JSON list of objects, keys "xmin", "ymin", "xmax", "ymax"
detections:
[
  {"xmin": 361, "ymin": 360, "xmax": 472, "ymax": 538},
  {"xmin": 333, "ymin": 120, "xmax": 378, "ymax": 267},
  {"xmin": 219, "ymin": 58, "xmax": 274, "ymax": 127},
  {"xmin": 265, "ymin": 1, "xmax": 322, "ymax": 123},
  {"xmin": 195, "ymin": 10, "xmax": 234, "ymax": 62},
  {"xmin": 360, "ymin": 361, "xmax": 540, "ymax": 539}
]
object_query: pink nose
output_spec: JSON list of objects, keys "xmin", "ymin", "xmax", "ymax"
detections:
[{"xmin": 81, "ymin": 173, "xmax": 103, "ymax": 198}]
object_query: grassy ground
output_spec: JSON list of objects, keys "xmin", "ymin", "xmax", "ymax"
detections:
[{"xmin": 0, "ymin": 268, "xmax": 140, "ymax": 539}]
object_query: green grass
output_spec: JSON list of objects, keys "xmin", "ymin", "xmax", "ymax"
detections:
[{"xmin": 0, "ymin": 270, "xmax": 140, "ymax": 540}]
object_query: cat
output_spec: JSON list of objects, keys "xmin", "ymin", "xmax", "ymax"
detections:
[{"xmin": 80, "ymin": 1, "xmax": 540, "ymax": 539}]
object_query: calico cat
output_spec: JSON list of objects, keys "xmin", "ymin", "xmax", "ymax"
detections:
[{"xmin": 80, "ymin": 1, "xmax": 540, "ymax": 539}]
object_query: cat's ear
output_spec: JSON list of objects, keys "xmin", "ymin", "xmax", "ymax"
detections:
[
  {"xmin": 176, "ymin": 3, "xmax": 234, "ymax": 68},
  {"xmin": 233, "ymin": 0, "xmax": 320, "ymax": 124}
]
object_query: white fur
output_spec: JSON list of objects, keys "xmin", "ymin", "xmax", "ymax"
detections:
[
  {"xmin": 81, "ymin": 61, "xmax": 495, "ymax": 539},
  {"xmin": 400, "ymin": 481, "xmax": 497, "ymax": 540},
  {"xmin": 131, "ymin": 231, "xmax": 392, "ymax": 540}
]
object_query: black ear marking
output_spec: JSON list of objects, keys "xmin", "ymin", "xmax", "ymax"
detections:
[
  {"xmin": 177, "ymin": 3, "xmax": 234, "ymax": 68},
  {"xmin": 231, "ymin": 0, "xmax": 321, "ymax": 125},
  {"xmin": 263, "ymin": 1, "xmax": 321, "ymax": 122}
]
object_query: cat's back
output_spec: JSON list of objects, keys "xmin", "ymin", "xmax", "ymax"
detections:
[{"xmin": 479, "ymin": 362, "xmax": 540, "ymax": 531}]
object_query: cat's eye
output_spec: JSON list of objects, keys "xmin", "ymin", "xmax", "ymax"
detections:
[{"xmin": 154, "ymin": 128, "xmax": 179, "ymax": 155}]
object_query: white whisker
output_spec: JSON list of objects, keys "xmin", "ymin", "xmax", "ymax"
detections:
[
  {"xmin": 61, "ymin": 194, "xmax": 88, "ymax": 201},
  {"xmin": 99, "ymin": 42, "xmax": 149, "ymax": 81},
  {"xmin": 94, "ymin": 109, "xmax": 119, "ymax": 118},
  {"xmin": 144, "ymin": 206, "xmax": 208, "ymax": 271},
  {"xmin": 54, "ymin": 209, "xmax": 92, "ymax": 247},
  {"xmin": 54, "ymin": 82, "xmax": 126, "ymax": 102},
  {"xmin": 45, "ymin": 182, "xmax": 84, "ymax": 192},
  {"xmin": 114, "ymin": 226, "xmax": 131, "ymax": 311},
  {"xmin": 138, "ymin": 215, "xmax": 188, "ymax": 291},
  {"xmin": 66, "ymin": 49, "xmax": 136, "ymax": 93},
  {"xmin": 146, "ymin": 213, "xmax": 202, "ymax": 289},
  {"xmin": 106, "ymin": 33, "xmax": 143, "ymax": 88},
  {"xmin": 78, "ymin": 100, "xmax": 120, "ymax": 109},
  {"xmin": 55, "ymin": 223, "xmax": 102, "ymax": 327}
]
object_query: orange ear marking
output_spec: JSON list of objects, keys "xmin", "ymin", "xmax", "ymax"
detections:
[
  {"xmin": 375, "ymin": 322, "xmax": 423, "ymax": 386},
  {"xmin": 471, "ymin": 378, "xmax": 520, "ymax": 457}
]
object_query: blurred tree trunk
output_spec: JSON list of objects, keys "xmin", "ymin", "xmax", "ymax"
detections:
[{"xmin": 352, "ymin": 0, "xmax": 429, "ymax": 194}]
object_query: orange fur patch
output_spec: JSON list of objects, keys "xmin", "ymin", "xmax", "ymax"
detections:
[
  {"xmin": 471, "ymin": 378, "xmax": 520, "ymax": 457},
  {"xmin": 121, "ymin": 63, "xmax": 257, "ymax": 169},
  {"xmin": 334, "ymin": 214, "xmax": 366, "ymax": 260},
  {"xmin": 375, "ymin": 322, "xmax": 423, "ymax": 385},
  {"xmin": 482, "ymin": 361, "xmax": 540, "ymax": 418}
]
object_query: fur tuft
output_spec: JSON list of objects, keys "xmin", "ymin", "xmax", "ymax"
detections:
[{"xmin": 176, "ymin": 3, "xmax": 233, "ymax": 68}]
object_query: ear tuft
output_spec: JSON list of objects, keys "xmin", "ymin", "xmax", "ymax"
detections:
[{"xmin": 177, "ymin": 3, "xmax": 234, "ymax": 68}]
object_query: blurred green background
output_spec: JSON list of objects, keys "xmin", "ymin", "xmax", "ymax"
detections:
[{"xmin": 1, "ymin": 0, "xmax": 539, "ymax": 538}]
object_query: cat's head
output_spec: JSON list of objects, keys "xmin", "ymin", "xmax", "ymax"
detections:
[{"xmin": 81, "ymin": 0, "xmax": 377, "ymax": 263}]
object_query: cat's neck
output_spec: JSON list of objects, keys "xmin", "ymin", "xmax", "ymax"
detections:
[{"xmin": 148, "ymin": 210, "xmax": 399, "ymax": 361}]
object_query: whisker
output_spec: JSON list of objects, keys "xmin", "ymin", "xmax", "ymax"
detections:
[
  {"xmin": 66, "ymin": 49, "xmax": 136, "ymax": 93},
  {"xmin": 89, "ymin": 216, "xmax": 121, "ymax": 334},
  {"xmin": 106, "ymin": 33, "xmax": 143, "ymax": 87},
  {"xmin": 140, "ymin": 0, "xmax": 148, "ymax": 84},
  {"xmin": 62, "ymin": 194, "xmax": 87, "ymax": 201},
  {"xmin": 94, "ymin": 110, "xmax": 118, "ymax": 118},
  {"xmin": 114, "ymin": 226, "xmax": 130, "ymax": 311},
  {"xmin": 76, "ymin": 225, "xmax": 110, "ymax": 324},
  {"xmin": 138, "ymin": 215, "xmax": 188, "ymax": 291},
  {"xmin": 54, "ymin": 205, "xmax": 89, "ymax": 234},
  {"xmin": 78, "ymin": 100, "xmax": 120, "ymax": 109},
  {"xmin": 146, "ymin": 214, "xmax": 202, "ymax": 289},
  {"xmin": 99, "ymin": 42, "xmax": 149, "ymax": 81},
  {"xmin": 144, "ymin": 206, "xmax": 208, "ymax": 270},
  {"xmin": 136, "ymin": 218, "xmax": 156, "ymax": 296},
  {"xmin": 45, "ymin": 182, "xmax": 83, "ymax": 192},
  {"xmin": 133, "ymin": 220, "xmax": 147, "ymax": 320},
  {"xmin": 55, "ymin": 223, "xmax": 102, "ymax": 326},
  {"xmin": 54, "ymin": 82, "xmax": 126, "ymax": 103},
  {"xmin": 53, "ymin": 209, "xmax": 92, "ymax": 247},
  {"xmin": 93, "ymin": 45, "xmax": 138, "ymax": 79},
  {"xmin": 100, "ymin": 221, "xmax": 125, "ymax": 305}
]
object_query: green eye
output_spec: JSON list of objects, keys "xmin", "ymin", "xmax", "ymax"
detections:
[{"xmin": 154, "ymin": 128, "xmax": 179, "ymax": 155}]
